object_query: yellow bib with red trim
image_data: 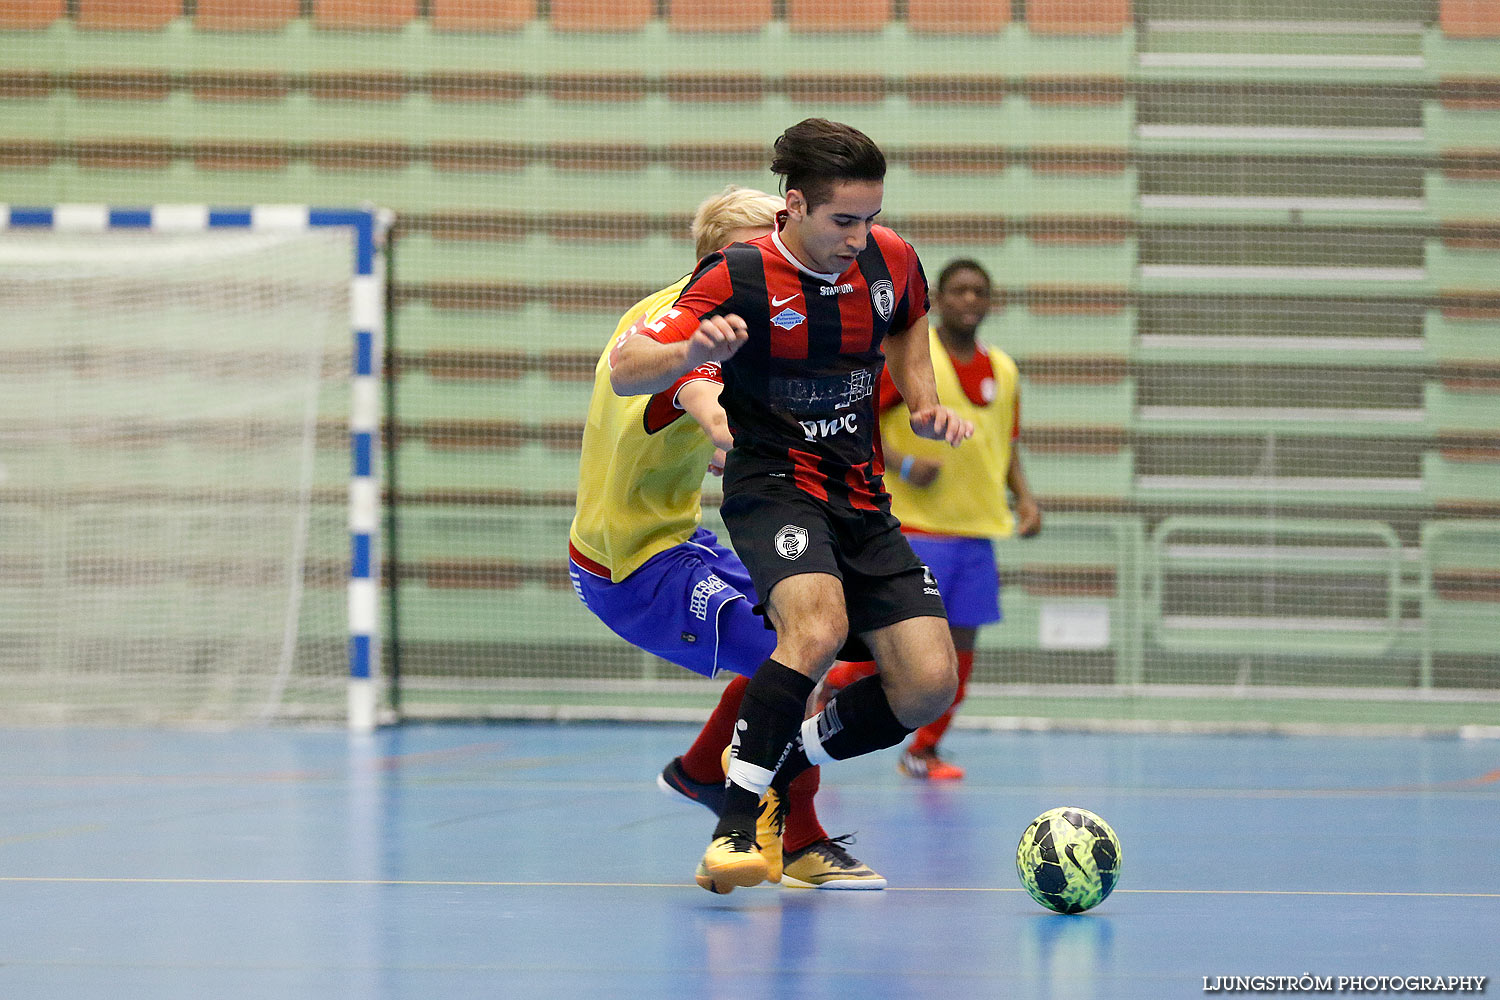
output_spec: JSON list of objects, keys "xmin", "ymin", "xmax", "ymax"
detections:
[
  {"xmin": 568, "ymin": 277, "xmax": 722, "ymax": 582},
  {"xmin": 881, "ymin": 331, "xmax": 1020, "ymax": 538}
]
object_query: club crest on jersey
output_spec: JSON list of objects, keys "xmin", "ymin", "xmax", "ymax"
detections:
[
  {"xmin": 775, "ymin": 524, "xmax": 809, "ymax": 561},
  {"xmin": 771, "ymin": 307, "xmax": 806, "ymax": 331},
  {"xmin": 870, "ymin": 279, "xmax": 895, "ymax": 321}
]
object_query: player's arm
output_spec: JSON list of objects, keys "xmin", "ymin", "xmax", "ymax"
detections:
[
  {"xmin": 882, "ymin": 314, "xmax": 973, "ymax": 447},
  {"xmin": 1007, "ymin": 386, "xmax": 1041, "ymax": 536},
  {"xmin": 677, "ymin": 376, "xmax": 734, "ymax": 452},
  {"xmin": 610, "ymin": 255, "xmax": 748, "ymax": 397},
  {"xmin": 1008, "ymin": 451, "xmax": 1041, "ymax": 536},
  {"xmin": 874, "ymin": 373, "xmax": 941, "ymax": 486},
  {"xmin": 610, "ymin": 314, "xmax": 747, "ymax": 397},
  {"xmin": 882, "ymin": 444, "xmax": 942, "ymax": 487}
]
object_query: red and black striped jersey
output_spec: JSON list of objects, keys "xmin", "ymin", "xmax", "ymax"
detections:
[{"xmin": 644, "ymin": 223, "xmax": 929, "ymax": 510}]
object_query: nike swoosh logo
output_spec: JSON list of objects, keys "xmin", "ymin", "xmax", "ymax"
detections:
[
  {"xmin": 671, "ymin": 777, "xmax": 700, "ymax": 800},
  {"xmin": 771, "ymin": 294, "xmax": 797, "ymax": 307}
]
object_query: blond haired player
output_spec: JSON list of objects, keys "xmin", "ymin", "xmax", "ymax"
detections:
[{"xmin": 568, "ymin": 186, "xmax": 885, "ymax": 890}]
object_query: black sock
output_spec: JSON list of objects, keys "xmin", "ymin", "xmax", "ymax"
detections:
[
  {"xmin": 771, "ymin": 742, "xmax": 812, "ymax": 797},
  {"xmin": 774, "ymin": 676, "xmax": 911, "ymax": 794},
  {"xmin": 713, "ymin": 659, "xmax": 814, "ymax": 839}
]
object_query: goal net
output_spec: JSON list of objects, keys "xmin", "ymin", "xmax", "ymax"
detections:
[{"xmin": 0, "ymin": 211, "xmax": 370, "ymax": 725}]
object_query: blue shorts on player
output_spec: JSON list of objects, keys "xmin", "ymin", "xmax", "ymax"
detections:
[
  {"xmin": 568, "ymin": 527, "xmax": 776, "ymax": 679},
  {"xmin": 904, "ymin": 533, "xmax": 1003, "ymax": 629}
]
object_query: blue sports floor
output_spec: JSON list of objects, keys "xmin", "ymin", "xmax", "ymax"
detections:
[{"xmin": 1, "ymin": 723, "xmax": 1496, "ymax": 999}]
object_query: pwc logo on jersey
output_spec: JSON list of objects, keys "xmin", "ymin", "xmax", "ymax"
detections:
[
  {"xmin": 799, "ymin": 412, "xmax": 858, "ymax": 442},
  {"xmin": 870, "ymin": 280, "xmax": 895, "ymax": 321},
  {"xmin": 775, "ymin": 524, "xmax": 809, "ymax": 560},
  {"xmin": 771, "ymin": 307, "xmax": 806, "ymax": 331}
]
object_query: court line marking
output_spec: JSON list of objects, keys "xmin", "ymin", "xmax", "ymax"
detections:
[
  {"xmin": 8, "ymin": 766, "xmax": 1497, "ymax": 797},
  {"xmin": 0, "ymin": 877, "xmax": 1495, "ymax": 898}
]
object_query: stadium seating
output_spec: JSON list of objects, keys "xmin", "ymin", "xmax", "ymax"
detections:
[
  {"xmin": 981, "ymin": 513, "xmax": 1147, "ymax": 684},
  {"xmin": 1427, "ymin": 303, "xmax": 1500, "ymax": 363},
  {"xmin": 401, "ymin": 301, "xmax": 621, "ymax": 354},
  {"xmin": 394, "ymin": 582, "xmax": 616, "ymax": 648},
  {"xmin": 195, "ymin": 0, "xmax": 299, "ymax": 32},
  {"xmin": 313, "ymin": 0, "xmax": 418, "ymax": 31},
  {"xmin": 549, "ymin": 0, "xmax": 652, "ymax": 32},
  {"xmin": 3, "ymin": 0, "xmax": 1497, "ymax": 696},
  {"xmin": 787, "ymin": 0, "xmax": 892, "ymax": 33},
  {"xmin": 398, "ymin": 439, "xmax": 581, "ymax": 494},
  {"xmin": 0, "ymin": 0, "xmax": 64, "ymax": 29},
  {"xmin": 907, "ymin": 0, "xmax": 1010, "ymax": 35},
  {"xmin": 75, "ymin": 0, "xmax": 179, "ymax": 30},
  {"xmin": 1440, "ymin": 0, "xmax": 1500, "ymax": 38},
  {"xmin": 1419, "ymin": 520, "xmax": 1500, "ymax": 678},
  {"xmin": 1144, "ymin": 516, "xmax": 1412, "ymax": 659},
  {"xmin": 1022, "ymin": 374, "xmax": 1135, "ymax": 430},
  {"xmin": 430, "ymin": 0, "xmax": 535, "ymax": 33},
  {"xmin": 1026, "ymin": 0, "xmax": 1129, "ymax": 35},
  {"xmin": 667, "ymin": 0, "xmax": 773, "ymax": 33},
  {"xmin": 398, "ymin": 370, "xmax": 593, "ymax": 424}
]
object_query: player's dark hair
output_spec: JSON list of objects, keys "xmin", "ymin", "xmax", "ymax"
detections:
[
  {"xmin": 937, "ymin": 258, "xmax": 992, "ymax": 293},
  {"xmin": 771, "ymin": 118, "xmax": 886, "ymax": 210}
]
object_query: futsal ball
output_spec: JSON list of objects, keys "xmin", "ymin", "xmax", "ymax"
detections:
[{"xmin": 1015, "ymin": 807, "xmax": 1121, "ymax": 914}]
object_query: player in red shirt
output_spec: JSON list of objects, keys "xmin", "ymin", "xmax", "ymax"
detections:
[{"xmin": 612, "ymin": 119, "xmax": 975, "ymax": 891}]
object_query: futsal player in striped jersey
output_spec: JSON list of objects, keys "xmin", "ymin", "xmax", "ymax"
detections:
[
  {"xmin": 826, "ymin": 258, "xmax": 1043, "ymax": 781},
  {"xmin": 568, "ymin": 185, "xmax": 886, "ymax": 890},
  {"xmin": 611, "ymin": 119, "xmax": 976, "ymax": 892}
]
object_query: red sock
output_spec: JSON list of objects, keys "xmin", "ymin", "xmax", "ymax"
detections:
[
  {"xmin": 679, "ymin": 674, "xmax": 749, "ymax": 783},
  {"xmin": 781, "ymin": 765, "xmax": 828, "ymax": 855},
  {"xmin": 909, "ymin": 648, "xmax": 974, "ymax": 755},
  {"xmin": 822, "ymin": 660, "xmax": 877, "ymax": 692}
]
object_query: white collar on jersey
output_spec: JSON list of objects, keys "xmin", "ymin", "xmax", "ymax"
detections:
[{"xmin": 771, "ymin": 226, "xmax": 847, "ymax": 285}]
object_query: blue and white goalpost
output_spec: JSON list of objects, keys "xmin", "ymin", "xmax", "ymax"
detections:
[{"xmin": 0, "ymin": 205, "xmax": 390, "ymax": 730}]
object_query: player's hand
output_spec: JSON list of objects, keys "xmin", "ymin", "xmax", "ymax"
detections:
[
  {"xmin": 902, "ymin": 456, "xmax": 943, "ymax": 488},
  {"xmin": 1015, "ymin": 496, "xmax": 1042, "ymax": 537},
  {"xmin": 704, "ymin": 417, "xmax": 734, "ymax": 453},
  {"xmin": 909, "ymin": 405, "xmax": 974, "ymax": 447},
  {"xmin": 685, "ymin": 314, "xmax": 748, "ymax": 367},
  {"xmin": 708, "ymin": 448, "xmax": 727, "ymax": 477}
]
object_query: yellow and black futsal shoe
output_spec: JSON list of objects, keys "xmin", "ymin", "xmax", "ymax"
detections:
[
  {"xmin": 696, "ymin": 832, "xmax": 769, "ymax": 893},
  {"xmin": 720, "ymin": 745, "xmax": 786, "ymax": 883},
  {"xmin": 781, "ymin": 835, "xmax": 887, "ymax": 890}
]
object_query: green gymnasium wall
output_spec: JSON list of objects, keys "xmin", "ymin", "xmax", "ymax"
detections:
[{"xmin": 2, "ymin": 0, "xmax": 1499, "ymax": 730}]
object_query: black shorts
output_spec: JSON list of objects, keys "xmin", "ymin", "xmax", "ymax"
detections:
[{"xmin": 719, "ymin": 481, "xmax": 947, "ymax": 638}]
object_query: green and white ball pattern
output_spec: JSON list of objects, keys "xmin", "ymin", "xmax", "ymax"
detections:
[{"xmin": 1016, "ymin": 807, "xmax": 1121, "ymax": 914}]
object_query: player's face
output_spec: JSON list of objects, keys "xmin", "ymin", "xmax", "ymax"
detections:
[
  {"xmin": 936, "ymin": 268, "xmax": 991, "ymax": 337},
  {"xmin": 786, "ymin": 179, "xmax": 884, "ymax": 275}
]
